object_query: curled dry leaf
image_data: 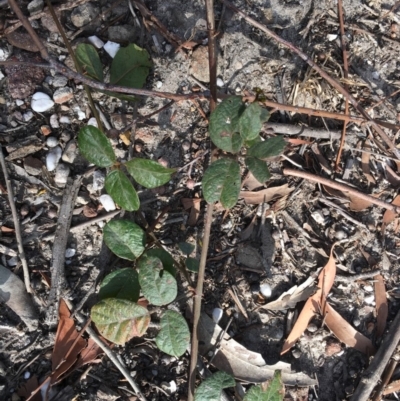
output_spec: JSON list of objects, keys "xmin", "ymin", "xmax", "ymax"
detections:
[
  {"xmin": 240, "ymin": 184, "xmax": 294, "ymax": 205},
  {"xmin": 385, "ymin": 164, "xmax": 400, "ymax": 188},
  {"xmin": 181, "ymin": 197, "xmax": 202, "ymax": 226},
  {"xmin": 374, "ymin": 274, "xmax": 388, "ymax": 339},
  {"xmin": 17, "ymin": 375, "xmax": 41, "ymax": 401},
  {"xmin": 242, "ymin": 171, "xmax": 264, "ymax": 190},
  {"xmin": 282, "ymin": 244, "xmax": 375, "ymax": 355}
]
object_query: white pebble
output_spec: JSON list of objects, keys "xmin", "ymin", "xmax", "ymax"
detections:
[
  {"xmin": 7, "ymin": 256, "xmax": 18, "ymax": 267},
  {"xmin": 216, "ymin": 77, "xmax": 224, "ymax": 87},
  {"xmin": 364, "ymin": 295, "xmax": 375, "ymax": 305},
  {"xmin": 104, "ymin": 41, "xmax": 120, "ymax": 58},
  {"xmin": 23, "ymin": 111, "xmax": 34, "ymax": 122},
  {"xmin": 46, "ymin": 146, "xmax": 62, "ymax": 171},
  {"xmin": 260, "ymin": 283, "xmax": 272, "ymax": 298},
  {"xmin": 212, "ymin": 307, "xmax": 223, "ymax": 324},
  {"xmin": 364, "ymin": 285, "xmax": 374, "ymax": 292},
  {"xmin": 88, "ymin": 35, "xmax": 104, "ymax": 49},
  {"xmin": 327, "ymin": 34, "xmax": 338, "ymax": 41},
  {"xmin": 93, "ymin": 170, "xmax": 105, "ymax": 190},
  {"xmin": 31, "ymin": 92, "xmax": 54, "ymax": 112},
  {"xmin": 50, "ymin": 113, "xmax": 59, "ymax": 128},
  {"xmin": 65, "ymin": 248, "xmax": 76, "ymax": 258},
  {"xmin": 24, "ymin": 371, "xmax": 30, "ymax": 380},
  {"xmin": 372, "ymin": 71, "xmax": 380, "ymax": 80},
  {"xmin": 87, "ymin": 117, "xmax": 98, "ymax": 127},
  {"xmin": 99, "ymin": 194, "xmax": 116, "ymax": 211},
  {"xmin": 46, "ymin": 136, "xmax": 58, "ymax": 148},
  {"xmin": 156, "ymin": 81, "xmax": 163, "ymax": 89},
  {"xmin": 16, "ymin": 99, "xmax": 24, "ymax": 106},
  {"xmin": 73, "ymin": 106, "xmax": 85, "ymax": 120},
  {"xmin": 54, "ymin": 163, "xmax": 70, "ymax": 187},
  {"xmin": 59, "ymin": 116, "xmax": 71, "ymax": 124}
]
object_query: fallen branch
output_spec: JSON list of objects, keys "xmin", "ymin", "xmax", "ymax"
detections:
[
  {"xmin": 223, "ymin": 0, "xmax": 400, "ymax": 158},
  {"xmin": 351, "ymin": 309, "xmax": 400, "ymax": 401},
  {"xmin": 0, "ymin": 144, "xmax": 31, "ymax": 292},
  {"xmin": 283, "ymin": 168, "xmax": 400, "ymax": 214}
]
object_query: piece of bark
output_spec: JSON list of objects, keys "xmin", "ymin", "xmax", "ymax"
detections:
[{"xmin": 0, "ymin": 264, "xmax": 38, "ymax": 331}]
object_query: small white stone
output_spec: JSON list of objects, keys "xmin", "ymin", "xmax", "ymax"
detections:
[
  {"xmin": 216, "ymin": 77, "xmax": 224, "ymax": 87},
  {"xmin": 372, "ymin": 71, "xmax": 380, "ymax": 80},
  {"xmin": 65, "ymin": 248, "xmax": 76, "ymax": 258},
  {"xmin": 50, "ymin": 113, "xmax": 59, "ymax": 128},
  {"xmin": 104, "ymin": 41, "xmax": 120, "ymax": 58},
  {"xmin": 156, "ymin": 81, "xmax": 163, "ymax": 88},
  {"xmin": 88, "ymin": 117, "xmax": 98, "ymax": 127},
  {"xmin": 31, "ymin": 92, "xmax": 54, "ymax": 113},
  {"xmin": 54, "ymin": 163, "xmax": 70, "ymax": 187},
  {"xmin": 7, "ymin": 256, "xmax": 18, "ymax": 267},
  {"xmin": 73, "ymin": 106, "xmax": 86, "ymax": 120},
  {"xmin": 93, "ymin": 170, "xmax": 105, "ymax": 190},
  {"xmin": 364, "ymin": 295, "xmax": 375, "ymax": 305},
  {"xmin": 212, "ymin": 307, "xmax": 223, "ymax": 324},
  {"xmin": 46, "ymin": 146, "xmax": 62, "ymax": 171},
  {"xmin": 88, "ymin": 35, "xmax": 105, "ymax": 49},
  {"xmin": 0, "ymin": 70, "xmax": 4, "ymax": 80},
  {"xmin": 364, "ymin": 285, "xmax": 373, "ymax": 292},
  {"xmin": 24, "ymin": 371, "xmax": 31, "ymax": 380},
  {"xmin": 99, "ymin": 194, "xmax": 116, "ymax": 211},
  {"xmin": 59, "ymin": 116, "xmax": 71, "ymax": 124},
  {"xmin": 46, "ymin": 136, "xmax": 58, "ymax": 148},
  {"xmin": 0, "ymin": 48, "xmax": 11, "ymax": 61},
  {"xmin": 327, "ymin": 34, "xmax": 338, "ymax": 41},
  {"xmin": 260, "ymin": 283, "xmax": 272, "ymax": 298},
  {"xmin": 16, "ymin": 99, "xmax": 24, "ymax": 106},
  {"xmin": 23, "ymin": 111, "xmax": 34, "ymax": 122}
]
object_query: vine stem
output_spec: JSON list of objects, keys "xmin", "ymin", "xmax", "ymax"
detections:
[
  {"xmin": 188, "ymin": 0, "xmax": 217, "ymax": 399},
  {"xmin": 283, "ymin": 168, "xmax": 400, "ymax": 213}
]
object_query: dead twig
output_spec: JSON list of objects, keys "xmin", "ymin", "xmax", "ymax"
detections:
[
  {"xmin": 351, "ymin": 308, "xmax": 400, "ymax": 401},
  {"xmin": 283, "ymin": 168, "xmax": 400, "ymax": 214},
  {"xmin": 223, "ymin": 0, "xmax": 400, "ymax": 158},
  {"xmin": 188, "ymin": 0, "xmax": 217, "ymax": 399},
  {"xmin": 0, "ymin": 144, "xmax": 31, "ymax": 293}
]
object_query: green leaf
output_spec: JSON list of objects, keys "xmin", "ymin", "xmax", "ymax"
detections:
[
  {"xmin": 105, "ymin": 170, "xmax": 140, "ymax": 211},
  {"xmin": 202, "ymin": 158, "xmax": 241, "ymax": 209},
  {"xmin": 247, "ymin": 136, "xmax": 286, "ymax": 160},
  {"xmin": 78, "ymin": 125, "xmax": 116, "ymax": 167},
  {"xmin": 186, "ymin": 257, "xmax": 199, "ymax": 273},
  {"xmin": 138, "ymin": 255, "xmax": 177, "ymax": 306},
  {"xmin": 195, "ymin": 371, "xmax": 235, "ymax": 401},
  {"xmin": 245, "ymin": 156, "xmax": 271, "ymax": 183},
  {"xmin": 244, "ymin": 135, "xmax": 262, "ymax": 149},
  {"xmin": 155, "ymin": 310, "xmax": 190, "ymax": 357},
  {"xmin": 238, "ymin": 102, "xmax": 269, "ymax": 141},
  {"xmin": 110, "ymin": 44, "xmax": 152, "ymax": 89},
  {"xmin": 91, "ymin": 298, "xmax": 150, "ymax": 345},
  {"xmin": 125, "ymin": 158, "xmax": 175, "ymax": 188},
  {"xmin": 243, "ymin": 371, "xmax": 284, "ymax": 401},
  {"xmin": 145, "ymin": 248, "xmax": 176, "ymax": 276},
  {"xmin": 178, "ymin": 242, "xmax": 195, "ymax": 256},
  {"xmin": 103, "ymin": 220, "xmax": 145, "ymax": 260},
  {"xmin": 209, "ymin": 96, "xmax": 245, "ymax": 153},
  {"xmin": 76, "ymin": 43, "xmax": 104, "ymax": 81},
  {"xmin": 100, "ymin": 90, "xmax": 138, "ymax": 102},
  {"xmin": 99, "ymin": 268, "xmax": 140, "ymax": 302}
]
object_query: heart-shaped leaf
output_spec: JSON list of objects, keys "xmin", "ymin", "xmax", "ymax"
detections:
[
  {"xmin": 195, "ymin": 371, "xmax": 235, "ymax": 401},
  {"xmin": 99, "ymin": 268, "xmax": 140, "ymax": 302},
  {"xmin": 78, "ymin": 125, "xmax": 116, "ymax": 167},
  {"xmin": 247, "ymin": 136, "xmax": 286, "ymax": 160},
  {"xmin": 245, "ymin": 156, "xmax": 271, "ymax": 183},
  {"xmin": 138, "ymin": 255, "xmax": 177, "ymax": 306},
  {"xmin": 91, "ymin": 298, "xmax": 150, "ymax": 345},
  {"xmin": 145, "ymin": 249, "xmax": 176, "ymax": 276},
  {"xmin": 76, "ymin": 43, "xmax": 103, "ymax": 81},
  {"xmin": 110, "ymin": 44, "xmax": 152, "ymax": 89},
  {"xmin": 178, "ymin": 242, "xmax": 195, "ymax": 256},
  {"xmin": 105, "ymin": 170, "xmax": 140, "ymax": 211},
  {"xmin": 203, "ymin": 158, "xmax": 241, "ymax": 209},
  {"xmin": 238, "ymin": 102, "xmax": 270, "ymax": 141},
  {"xmin": 125, "ymin": 158, "xmax": 175, "ymax": 188},
  {"xmin": 103, "ymin": 220, "xmax": 145, "ymax": 260},
  {"xmin": 209, "ymin": 96, "xmax": 245, "ymax": 153},
  {"xmin": 186, "ymin": 257, "xmax": 199, "ymax": 273},
  {"xmin": 155, "ymin": 310, "xmax": 190, "ymax": 357},
  {"xmin": 243, "ymin": 371, "xmax": 284, "ymax": 401}
]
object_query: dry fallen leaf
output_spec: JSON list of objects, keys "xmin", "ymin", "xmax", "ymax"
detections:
[
  {"xmin": 17, "ymin": 375, "xmax": 41, "ymax": 401},
  {"xmin": 361, "ymin": 144, "xmax": 376, "ymax": 185},
  {"xmin": 383, "ymin": 379, "xmax": 400, "ymax": 396},
  {"xmin": 374, "ymin": 274, "xmax": 388, "ymax": 339},
  {"xmin": 385, "ymin": 164, "xmax": 400, "ymax": 188},
  {"xmin": 240, "ymin": 184, "xmax": 294, "ymax": 205},
  {"xmin": 181, "ymin": 197, "xmax": 202, "ymax": 226},
  {"xmin": 242, "ymin": 171, "xmax": 264, "ymax": 191},
  {"xmin": 382, "ymin": 194, "xmax": 400, "ymax": 232}
]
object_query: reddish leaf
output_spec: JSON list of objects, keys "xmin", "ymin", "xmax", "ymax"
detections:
[
  {"xmin": 17, "ymin": 375, "xmax": 41, "ymax": 401},
  {"xmin": 74, "ymin": 338, "xmax": 103, "ymax": 370},
  {"xmin": 374, "ymin": 274, "xmax": 388, "ymax": 338},
  {"xmin": 383, "ymin": 379, "xmax": 400, "ymax": 395},
  {"xmin": 361, "ymin": 145, "xmax": 376, "ymax": 185}
]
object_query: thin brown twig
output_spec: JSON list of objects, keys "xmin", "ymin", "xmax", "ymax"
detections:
[
  {"xmin": 335, "ymin": 0, "xmax": 349, "ymax": 170},
  {"xmin": 0, "ymin": 145, "xmax": 31, "ymax": 293},
  {"xmin": 188, "ymin": 0, "xmax": 217, "ymax": 400},
  {"xmin": 283, "ymin": 168, "xmax": 400, "ymax": 213},
  {"xmin": 222, "ymin": 0, "xmax": 400, "ymax": 159}
]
